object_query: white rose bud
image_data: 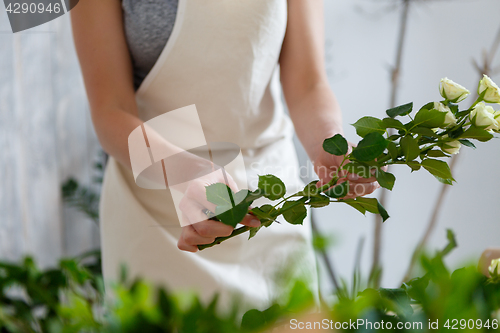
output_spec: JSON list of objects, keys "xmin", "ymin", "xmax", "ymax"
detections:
[
  {"xmin": 489, "ymin": 258, "xmax": 500, "ymax": 276},
  {"xmin": 440, "ymin": 77, "xmax": 470, "ymax": 103},
  {"xmin": 441, "ymin": 140, "xmax": 461, "ymax": 155},
  {"xmin": 434, "ymin": 102, "xmax": 457, "ymax": 127},
  {"xmin": 470, "ymin": 102, "xmax": 500, "ymax": 131},
  {"xmin": 478, "ymin": 74, "xmax": 500, "ymax": 104}
]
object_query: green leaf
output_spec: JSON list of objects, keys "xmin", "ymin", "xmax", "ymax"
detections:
[
  {"xmin": 349, "ymin": 197, "xmax": 389, "ymax": 222},
  {"xmin": 308, "ymin": 194, "xmax": 330, "ymax": 208},
  {"xmin": 258, "ymin": 175, "xmax": 286, "ymax": 200},
  {"xmin": 352, "ymin": 116, "xmax": 385, "ymax": 137},
  {"xmin": 387, "ymin": 134, "xmax": 401, "ymax": 141},
  {"xmin": 447, "ymin": 102, "xmax": 459, "ymax": 114},
  {"xmin": 458, "ymin": 139, "xmax": 476, "ymax": 149},
  {"xmin": 241, "ymin": 304, "xmax": 282, "ymax": 330},
  {"xmin": 456, "ymin": 110, "xmax": 472, "ymax": 118},
  {"xmin": 324, "ymin": 181, "xmax": 350, "ymax": 199},
  {"xmin": 382, "ymin": 117, "xmax": 406, "ymax": 131},
  {"xmin": 426, "ymin": 150, "xmax": 448, "ymax": 158},
  {"xmin": 421, "ymin": 159, "xmax": 455, "ymax": 184},
  {"xmin": 343, "ymin": 162, "xmax": 373, "ymax": 179},
  {"xmin": 351, "ymin": 132, "xmax": 388, "ymax": 162},
  {"xmin": 354, "ymin": 197, "xmax": 379, "ymax": 214},
  {"xmin": 419, "ymin": 101, "xmax": 435, "ymax": 111},
  {"xmin": 440, "ymin": 229, "xmax": 457, "ymax": 257},
  {"xmin": 375, "ymin": 169, "xmax": 395, "ymax": 191},
  {"xmin": 400, "ymin": 136, "xmax": 420, "ymax": 161},
  {"xmin": 248, "ymin": 227, "xmax": 260, "ymax": 240},
  {"xmin": 413, "ymin": 108, "xmax": 446, "ymax": 128},
  {"xmin": 434, "ymin": 176, "xmax": 453, "ymax": 185},
  {"xmin": 323, "ymin": 134, "xmax": 348, "ymax": 156},
  {"xmin": 448, "ymin": 126, "xmax": 464, "ymax": 139},
  {"xmin": 312, "ymin": 233, "xmax": 333, "ymax": 251},
  {"xmin": 206, "ymin": 183, "xmax": 234, "ymax": 206},
  {"xmin": 387, "ymin": 142, "xmax": 399, "ymax": 160},
  {"xmin": 386, "ymin": 102, "xmax": 413, "ymax": 118},
  {"xmin": 251, "ymin": 205, "xmax": 274, "ymax": 221},
  {"xmin": 410, "ymin": 126, "xmax": 440, "ymax": 138},
  {"xmin": 245, "ymin": 189, "xmax": 265, "ymax": 204},
  {"xmin": 297, "ymin": 181, "xmax": 319, "ymax": 197},
  {"xmin": 241, "ymin": 309, "xmax": 266, "ymax": 330},
  {"xmin": 281, "ymin": 199, "xmax": 307, "ymax": 225},
  {"xmin": 459, "ymin": 126, "xmax": 494, "ymax": 142},
  {"xmin": 344, "ymin": 201, "xmax": 366, "ymax": 215},
  {"xmin": 377, "ymin": 201, "xmax": 390, "ymax": 222},
  {"xmin": 286, "ymin": 281, "xmax": 315, "ymax": 313},
  {"xmin": 379, "ymin": 288, "xmax": 414, "ymax": 318},
  {"xmin": 234, "ymin": 189, "xmax": 249, "ymax": 205},
  {"xmin": 215, "ymin": 201, "xmax": 250, "ymax": 228}
]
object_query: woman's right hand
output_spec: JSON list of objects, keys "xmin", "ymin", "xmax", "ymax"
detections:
[{"xmin": 177, "ymin": 171, "xmax": 261, "ymax": 252}]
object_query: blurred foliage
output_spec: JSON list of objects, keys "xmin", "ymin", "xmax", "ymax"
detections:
[
  {"xmin": 61, "ymin": 153, "xmax": 105, "ymax": 224},
  {"xmin": 1, "ymin": 231, "xmax": 499, "ymax": 332}
]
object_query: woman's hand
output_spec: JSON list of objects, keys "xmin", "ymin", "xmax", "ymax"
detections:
[
  {"xmin": 177, "ymin": 171, "xmax": 260, "ymax": 252},
  {"xmin": 312, "ymin": 140, "xmax": 381, "ymax": 199}
]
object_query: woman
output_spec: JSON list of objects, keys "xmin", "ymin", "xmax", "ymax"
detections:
[{"xmin": 71, "ymin": 0, "xmax": 380, "ymax": 310}]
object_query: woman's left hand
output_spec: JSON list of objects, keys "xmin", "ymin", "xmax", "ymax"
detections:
[{"xmin": 312, "ymin": 140, "xmax": 382, "ymax": 199}]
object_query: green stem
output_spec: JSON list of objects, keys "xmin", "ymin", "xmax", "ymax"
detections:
[
  {"xmin": 272, "ymin": 193, "xmax": 302, "ymax": 210},
  {"xmin": 197, "ymin": 197, "xmax": 346, "ymax": 251},
  {"xmin": 318, "ymin": 176, "xmax": 339, "ymax": 193},
  {"xmin": 377, "ymin": 154, "xmax": 392, "ymax": 165},
  {"xmin": 470, "ymin": 96, "xmax": 483, "ymax": 109},
  {"xmin": 198, "ymin": 154, "xmax": 351, "ymax": 251}
]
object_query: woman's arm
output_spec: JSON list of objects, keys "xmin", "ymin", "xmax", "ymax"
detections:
[
  {"xmin": 280, "ymin": 0, "xmax": 342, "ymax": 160},
  {"xmin": 71, "ymin": 1, "xmax": 258, "ymax": 251},
  {"xmin": 280, "ymin": 0, "xmax": 379, "ymax": 197},
  {"xmin": 71, "ymin": 0, "xmax": 147, "ymax": 168}
]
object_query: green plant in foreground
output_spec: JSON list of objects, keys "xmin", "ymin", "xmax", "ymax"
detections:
[
  {"xmin": 0, "ymin": 251, "xmax": 103, "ymax": 333},
  {"xmin": 200, "ymin": 76, "xmax": 500, "ymax": 250},
  {"xmin": 1, "ymin": 230, "xmax": 500, "ymax": 332}
]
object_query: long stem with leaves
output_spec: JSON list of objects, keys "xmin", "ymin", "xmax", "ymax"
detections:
[{"xmin": 199, "ymin": 76, "xmax": 499, "ymax": 251}]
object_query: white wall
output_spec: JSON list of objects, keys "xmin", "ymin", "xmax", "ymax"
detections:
[
  {"xmin": 306, "ymin": 0, "xmax": 500, "ymax": 291},
  {"xmin": 0, "ymin": 10, "xmax": 100, "ymax": 266}
]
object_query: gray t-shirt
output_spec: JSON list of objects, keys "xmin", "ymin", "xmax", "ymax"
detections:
[{"xmin": 122, "ymin": 0, "xmax": 179, "ymax": 90}]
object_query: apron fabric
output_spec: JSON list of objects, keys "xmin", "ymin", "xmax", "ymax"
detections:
[{"xmin": 100, "ymin": 0, "xmax": 319, "ymax": 311}]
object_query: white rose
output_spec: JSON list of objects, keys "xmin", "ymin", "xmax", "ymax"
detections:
[
  {"xmin": 495, "ymin": 111, "xmax": 500, "ymax": 131},
  {"xmin": 433, "ymin": 102, "xmax": 457, "ymax": 127},
  {"xmin": 478, "ymin": 74, "xmax": 500, "ymax": 104},
  {"xmin": 470, "ymin": 102, "xmax": 500, "ymax": 131},
  {"xmin": 441, "ymin": 140, "xmax": 461, "ymax": 155},
  {"xmin": 440, "ymin": 77, "xmax": 470, "ymax": 103},
  {"xmin": 489, "ymin": 258, "xmax": 500, "ymax": 276}
]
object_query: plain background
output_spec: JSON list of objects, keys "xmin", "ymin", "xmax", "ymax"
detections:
[{"xmin": 0, "ymin": 0, "xmax": 499, "ymax": 292}]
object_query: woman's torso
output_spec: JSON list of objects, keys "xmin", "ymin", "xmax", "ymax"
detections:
[{"xmin": 100, "ymin": 0, "xmax": 318, "ymax": 310}]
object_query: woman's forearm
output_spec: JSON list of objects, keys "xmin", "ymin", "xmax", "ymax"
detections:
[
  {"xmin": 287, "ymin": 82, "xmax": 344, "ymax": 160},
  {"xmin": 92, "ymin": 108, "xmax": 141, "ymax": 169},
  {"xmin": 91, "ymin": 108, "xmax": 184, "ymax": 169}
]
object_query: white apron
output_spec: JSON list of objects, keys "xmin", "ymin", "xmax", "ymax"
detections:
[{"xmin": 100, "ymin": 0, "xmax": 318, "ymax": 311}]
